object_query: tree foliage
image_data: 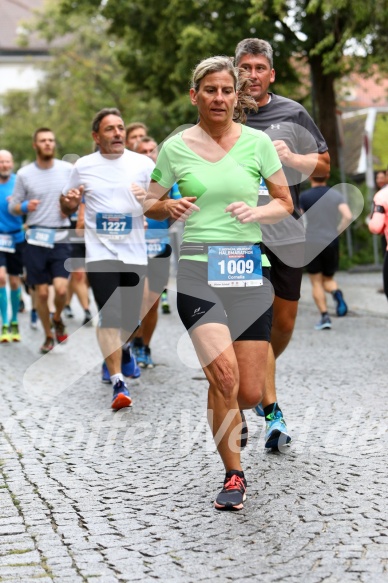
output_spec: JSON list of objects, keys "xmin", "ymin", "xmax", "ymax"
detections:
[
  {"xmin": 59, "ymin": 0, "xmax": 388, "ymax": 168},
  {"xmin": 58, "ymin": 0, "xmax": 300, "ymax": 131},
  {"xmin": 0, "ymin": 1, "xmax": 166, "ymax": 166},
  {"xmin": 3, "ymin": 0, "xmax": 388, "ymax": 168},
  {"xmin": 250, "ymin": 0, "xmax": 388, "ymax": 165}
]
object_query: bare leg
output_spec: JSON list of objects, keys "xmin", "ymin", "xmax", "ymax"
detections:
[
  {"xmin": 65, "ymin": 275, "xmax": 74, "ymax": 308},
  {"xmin": 322, "ymin": 275, "xmax": 337, "ymax": 294},
  {"xmin": 142, "ymin": 291, "xmax": 160, "ymax": 346},
  {"xmin": 191, "ymin": 324, "xmax": 268, "ymax": 472},
  {"xmin": 9, "ymin": 274, "xmax": 21, "ymax": 292},
  {"xmin": 47, "ymin": 285, "xmax": 56, "ymax": 314},
  {"xmin": 30, "ymin": 286, "xmax": 37, "ymax": 310},
  {"xmin": 309, "ymin": 272, "xmax": 328, "ymax": 313},
  {"xmin": 52, "ymin": 277, "xmax": 69, "ymax": 322},
  {"xmin": 262, "ymin": 296, "xmax": 298, "ymax": 408},
  {"xmin": 97, "ymin": 327, "xmax": 123, "ymax": 376},
  {"xmin": 71, "ymin": 270, "xmax": 90, "ymax": 311},
  {"xmin": 233, "ymin": 340, "xmax": 268, "ymax": 409},
  {"xmin": 35, "ymin": 284, "xmax": 52, "ymax": 338}
]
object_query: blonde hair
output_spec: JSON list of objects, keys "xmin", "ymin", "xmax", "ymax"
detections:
[{"xmin": 191, "ymin": 56, "xmax": 257, "ymax": 123}]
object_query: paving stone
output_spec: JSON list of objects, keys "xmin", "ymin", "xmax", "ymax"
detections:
[{"xmin": 0, "ymin": 272, "xmax": 386, "ymax": 582}]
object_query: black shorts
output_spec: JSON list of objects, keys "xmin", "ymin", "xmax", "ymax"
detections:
[
  {"xmin": 306, "ymin": 243, "xmax": 339, "ymax": 277},
  {"xmin": 177, "ymin": 260, "xmax": 273, "ymax": 341},
  {"xmin": 66, "ymin": 242, "xmax": 86, "ymax": 271},
  {"xmin": 24, "ymin": 242, "xmax": 72, "ymax": 285},
  {"xmin": 0, "ymin": 241, "xmax": 26, "ymax": 276},
  {"xmin": 87, "ymin": 260, "xmax": 146, "ymax": 331},
  {"xmin": 264, "ymin": 245, "xmax": 303, "ymax": 302},
  {"xmin": 147, "ymin": 245, "xmax": 172, "ymax": 293}
]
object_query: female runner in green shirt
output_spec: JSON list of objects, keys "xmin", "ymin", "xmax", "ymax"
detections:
[{"xmin": 144, "ymin": 56, "xmax": 293, "ymax": 511}]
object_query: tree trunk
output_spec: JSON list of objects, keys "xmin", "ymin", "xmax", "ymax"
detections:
[{"xmin": 309, "ymin": 54, "xmax": 339, "ymax": 169}]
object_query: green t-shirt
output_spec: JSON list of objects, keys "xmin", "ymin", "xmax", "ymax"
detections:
[{"xmin": 151, "ymin": 125, "xmax": 282, "ymax": 264}]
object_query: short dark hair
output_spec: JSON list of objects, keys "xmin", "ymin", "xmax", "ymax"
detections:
[
  {"xmin": 312, "ymin": 175, "xmax": 327, "ymax": 183},
  {"xmin": 125, "ymin": 122, "xmax": 148, "ymax": 141},
  {"xmin": 136, "ymin": 136, "xmax": 157, "ymax": 146},
  {"xmin": 33, "ymin": 127, "xmax": 54, "ymax": 142},
  {"xmin": 134, "ymin": 136, "xmax": 158, "ymax": 153},
  {"xmin": 92, "ymin": 108, "xmax": 122, "ymax": 133}
]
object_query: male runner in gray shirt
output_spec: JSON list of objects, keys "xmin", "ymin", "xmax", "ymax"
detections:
[
  {"xmin": 235, "ymin": 38, "xmax": 330, "ymax": 449},
  {"xmin": 9, "ymin": 128, "xmax": 72, "ymax": 354}
]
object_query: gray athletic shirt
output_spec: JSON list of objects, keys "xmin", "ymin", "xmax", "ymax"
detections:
[
  {"xmin": 9, "ymin": 159, "xmax": 72, "ymax": 227},
  {"xmin": 246, "ymin": 93, "xmax": 328, "ymax": 246}
]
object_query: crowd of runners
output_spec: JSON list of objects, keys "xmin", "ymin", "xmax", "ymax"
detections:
[{"xmin": 1, "ymin": 36, "xmax": 383, "ymax": 511}]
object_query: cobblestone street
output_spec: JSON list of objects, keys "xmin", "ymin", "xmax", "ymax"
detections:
[{"xmin": 0, "ymin": 271, "xmax": 387, "ymax": 582}]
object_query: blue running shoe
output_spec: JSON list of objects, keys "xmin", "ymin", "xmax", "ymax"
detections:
[
  {"xmin": 253, "ymin": 403, "xmax": 264, "ymax": 417},
  {"xmin": 131, "ymin": 343, "xmax": 141, "ymax": 359},
  {"xmin": 111, "ymin": 380, "xmax": 132, "ymax": 410},
  {"xmin": 265, "ymin": 407, "xmax": 292, "ymax": 450},
  {"xmin": 30, "ymin": 309, "xmax": 38, "ymax": 330},
  {"xmin": 144, "ymin": 347, "xmax": 155, "ymax": 369},
  {"xmin": 102, "ymin": 361, "xmax": 111, "ymax": 384},
  {"xmin": 121, "ymin": 348, "xmax": 141, "ymax": 378},
  {"xmin": 332, "ymin": 289, "xmax": 348, "ymax": 317},
  {"xmin": 136, "ymin": 346, "xmax": 148, "ymax": 369},
  {"xmin": 314, "ymin": 314, "xmax": 332, "ymax": 330}
]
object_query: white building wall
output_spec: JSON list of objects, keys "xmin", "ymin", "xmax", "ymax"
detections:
[{"xmin": 0, "ymin": 58, "xmax": 49, "ymax": 95}]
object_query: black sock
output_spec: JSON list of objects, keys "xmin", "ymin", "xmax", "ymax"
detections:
[
  {"xmin": 263, "ymin": 402, "xmax": 281, "ymax": 418},
  {"xmin": 122, "ymin": 342, "xmax": 131, "ymax": 355},
  {"xmin": 226, "ymin": 469, "xmax": 245, "ymax": 478},
  {"xmin": 133, "ymin": 337, "xmax": 144, "ymax": 348},
  {"xmin": 321, "ymin": 311, "xmax": 328, "ymax": 317}
]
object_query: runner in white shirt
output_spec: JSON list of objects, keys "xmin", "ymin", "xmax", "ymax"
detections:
[{"xmin": 60, "ymin": 108, "xmax": 154, "ymax": 409}]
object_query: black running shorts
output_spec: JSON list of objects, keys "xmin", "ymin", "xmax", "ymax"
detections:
[
  {"xmin": 24, "ymin": 242, "xmax": 71, "ymax": 285},
  {"xmin": 177, "ymin": 259, "xmax": 273, "ymax": 341},
  {"xmin": 0, "ymin": 241, "xmax": 26, "ymax": 276},
  {"xmin": 263, "ymin": 245, "xmax": 303, "ymax": 302},
  {"xmin": 306, "ymin": 243, "xmax": 339, "ymax": 277},
  {"xmin": 147, "ymin": 245, "xmax": 172, "ymax": 294},
  {"xmin": 86, "ymin": 260, "xmax": 146, "ymax": 332},
  {"xmin": 67, "ymin": 242, "xmax": 86, "ymax": 271}
]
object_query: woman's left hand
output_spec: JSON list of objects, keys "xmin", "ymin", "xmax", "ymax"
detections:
[{"xmin": 225, "ymin": 202, "xmax": 259, "ymax": 223}]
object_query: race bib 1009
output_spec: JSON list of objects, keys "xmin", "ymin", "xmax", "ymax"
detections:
[{"xmin": 208, "ymin": 245, "xmax": 263, "ymax": 287}]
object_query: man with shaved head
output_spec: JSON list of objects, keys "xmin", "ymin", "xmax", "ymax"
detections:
[{"xmin": 0, "ymin": 150, "xmax": 24, "ymax": 342}]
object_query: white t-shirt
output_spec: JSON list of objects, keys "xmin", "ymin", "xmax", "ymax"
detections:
[{"xmin": 63, "ymin": 149, "xmax": 154, "ymax": 265}]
